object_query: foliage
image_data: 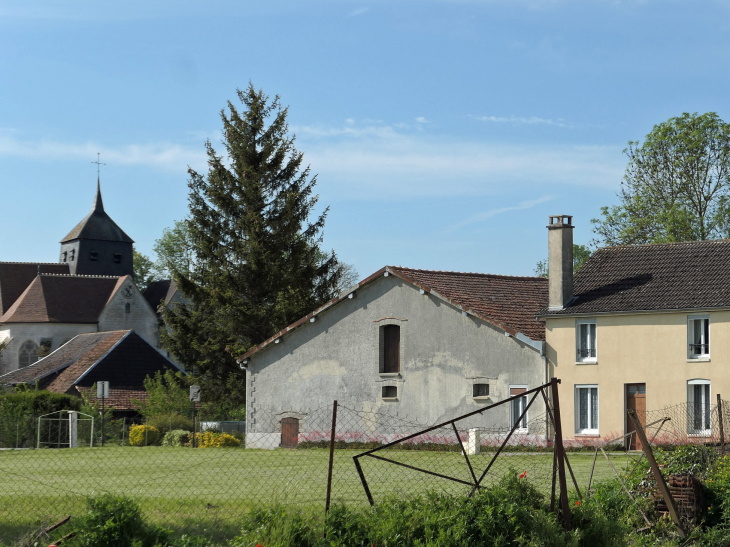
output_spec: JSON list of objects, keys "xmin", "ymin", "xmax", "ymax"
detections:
[
  {"xmin": 534, "ymin": 244, "xmax": 593, "ymax": 278},
  {"xmin": 128, "ymin": 424, "xmax": 160, "ymax": 446},
  {"xmin": 0, "ymin": 389, "xmax": 81, "ymax": 414},
  {"xmin": 148, "ymin": 413, "xmax": 194, "ymax": 438},
  {"xmin": 152, "ymin": 220, "xmax": 196, "ymax": 279},
  {"xmin": 161, "ymin": 83, "xmax": 342, "ymax": 402},
  {"xmin": 592, "ymin": 112, "xmax": 730, "ymax": 246},
  {"xmin": 134, "ymin": 370, "xmax": 192, "ymax": 419},
  {"xmin": 195, "ymin": 431, "xmax": 240, "ymax": 448},
  {"xmin": 162, "ymin": 429, "xmax": 191, "ymax": 447},
  {"xmin": 133, "ymin": 250, "xmax": 160, "ymax": 292},
  {"xmin": 68, "ymin": 494, "xmax": 169, "ymax": 547}
]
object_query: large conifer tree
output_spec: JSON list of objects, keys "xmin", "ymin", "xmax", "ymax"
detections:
[{"xmin": 161, "ymin": 84, "xmax": 342, "ymax": 403}]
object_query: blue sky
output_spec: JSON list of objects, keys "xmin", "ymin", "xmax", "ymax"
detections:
[{"xmin": 2, "ymin": 0, "xmax": 729, "ymax": 279}]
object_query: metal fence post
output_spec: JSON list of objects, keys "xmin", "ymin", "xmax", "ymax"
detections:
[
  {"xmin": 325, "ymin": 400, "xmax": 338, "ymax": 513},
  {"xmin": 628, "ymin": 409, "xmax": 686, "ymax": 537},
  {"xmin": 717, "ymin": 394, "xmax": 725, "ymax": 456},
  {"xmin": 550, "ymin": 377, "xmax": 572, "ymax": 531}
]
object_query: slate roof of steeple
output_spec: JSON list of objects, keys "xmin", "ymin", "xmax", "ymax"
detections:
[{"xmin": 60, "ymin": 181, "xmax": 134, "ymax": 243}]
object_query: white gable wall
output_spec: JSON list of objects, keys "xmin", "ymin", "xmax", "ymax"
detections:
[{"xmin": 98, "ymin": 279, "xmax": 160, "ymax": 349}]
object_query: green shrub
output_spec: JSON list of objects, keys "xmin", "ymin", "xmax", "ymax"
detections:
[
  {"xmin": 148, "ymin": 413, "xmax": 194, "ymax": 438},
  {"xmin": 196, "ymin": 431, "xmax": 240, "ymax": 448},
  {"xmin": 69, "ymin": 494, "xmax": 168, "ymax": 547},
  {"xmin": 128, "ymin": 424, "xmax": 160, "ymax": 446},
  {"xmin": 162, "ymin": 429, "xmax": 191, "ymax": 447}
]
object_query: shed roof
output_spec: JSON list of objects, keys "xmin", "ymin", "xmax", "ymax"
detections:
[{"xmin": 540, "ymin": 239, "xmax": 730, "ymax": 316}]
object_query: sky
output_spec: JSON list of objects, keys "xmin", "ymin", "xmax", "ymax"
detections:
[{"xmin": 1, "ymin": 0, "xmax": 729, "ymax": 279}]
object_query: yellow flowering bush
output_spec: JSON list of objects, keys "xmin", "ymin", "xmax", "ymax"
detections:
[
  {"xmin": 128, "ymin": 424, "xmax": 160, "ymax": 446},
  {"xmin": 196, "ymin": 431, "xmax": 241, "ymax": 448}
]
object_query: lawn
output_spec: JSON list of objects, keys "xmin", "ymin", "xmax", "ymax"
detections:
[{"xmin": 0, "ymin": 446, "xmax": 635, "ymax": 543}]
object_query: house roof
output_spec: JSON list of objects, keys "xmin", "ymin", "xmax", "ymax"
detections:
[
  {"xmin": 74, "ymin": 386, "xmax": 149, "ymax": 411},
  {"xmin": 61, "ymin": 182, "xmax": 133, "ymax": 244},
  {"xmin": 540, "ymin": 239, "xmax": 730, "ymax": 316},
  {"xmin": 0, "ymin": 274, "xmax": 124, "ymax": 324},
  {"xmin": 0, "ymin": 330, "xmax": 127, "ymax": 387},
  {"xmin": 0, "ymin": 263, "xmax": 70, "ymax": 315},
  {"xmin": 143, "ymin": 279, "xmax": 177, "ymax": 311},
  {"xmin": 240, "ymin": 265, "xmax": 548, "ymax": 361}
]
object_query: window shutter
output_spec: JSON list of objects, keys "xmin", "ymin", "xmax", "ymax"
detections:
[{"xmin": 510, "ymin": 387, "xmax": 526, "ymax": 396}]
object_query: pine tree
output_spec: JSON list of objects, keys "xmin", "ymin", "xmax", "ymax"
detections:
[{"xmin": 161, "ymin": 84, "xmax": 342, "ymax": 400}]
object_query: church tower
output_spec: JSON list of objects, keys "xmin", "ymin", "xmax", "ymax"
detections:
[{"xmin": 59, "ymin": 181, "xmax": 134, "ymax": 277}]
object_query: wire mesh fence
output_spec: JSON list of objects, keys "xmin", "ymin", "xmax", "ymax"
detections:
[{"xmin": 2, "ymin": 388, "xmax": 730, "ymax": 543}]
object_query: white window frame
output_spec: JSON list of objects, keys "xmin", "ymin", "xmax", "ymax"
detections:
[
  {"xmin": 688, "ymin": 315, "xmax": 710, "ymax": 360},
  {"xmin": 509, "ymin": 385, "xmax": 528, "ymax": 433},
  {"xmin": 575, "ymin": 319, "xmax": 597, "ymax": 363},
  {"xmin": 575, "ymin": 384, "xmax": 599, "ymax": 435},
  {"xmin": 687, "ymin": 379, "xmax": 712, "ymax": 436}
]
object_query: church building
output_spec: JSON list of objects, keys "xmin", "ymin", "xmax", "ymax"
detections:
[{"xmin": 0, "ymin": 181, "xmax": 160, "ymax": 375}]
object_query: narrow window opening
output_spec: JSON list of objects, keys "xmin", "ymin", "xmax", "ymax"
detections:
[
  {"xmin": 510, "ymin": 386, "xmax": 528, "ymax": 432},
  {"xmin": 380, "ymin": 325, "xmax": 400, "ymax": 373},
  {"xmin": 90, "ymin": 250, "xmax": 98, "ymax": 261},
  {"xmin": 382, "ymin": 385, "xmax": 398, "ymax": 399},
  {"xmin": 69, "ymin": 249, "xmax": 75, "ymax": 261},
  {"xmin": 18, "ymin": 340, "xmax": 39, "ymax": 368},
  {"xmin": 125, "ymin": 302, "xmax": 131, "ymax": 314},
  {"xmin": 113, "ymin": 253, "xmax": 122, "ymax": 264},
  {"xmin": 61, "ymin": 252, "xmax": 67, "ymax": 263}
]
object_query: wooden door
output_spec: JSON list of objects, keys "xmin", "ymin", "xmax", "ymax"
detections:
[
  {"xmin": 626, "ymin": 384, "xmax": 646, "ymax": 450},
  {"xmin": 281, "ymin": 418, "xmax": 299, "ymax": 448}
]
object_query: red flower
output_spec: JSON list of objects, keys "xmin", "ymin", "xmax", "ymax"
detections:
[
  {"xmin": 575, "ymin": 501, "xmax": 581, "ymax": 506},
  {"xmin": 518, "ymin": 471, "xmax": 527, "ymax": 479}
]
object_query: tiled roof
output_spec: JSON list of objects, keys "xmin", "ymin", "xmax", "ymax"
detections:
[
  {"xmin": 0, "ymin": 331, "xmax": 125, "ymax": 386},
  {"xmin": 61, "ymin": 183, "xmax": 133, "ymax": 243},
  {"xmin": 0, "ymin": 274, "xmax": 123, "ymax": 323},
  {"xmin": 541, "ymin": 239, "xmax": 730, "ymax": 316},
  {"xmin": 0, "ymin": 263, "xmax": 70, "ymax": 315},
  {"xmin": 74, "ymin": 386, "xmax": 148, "ymax": 411},
  {"xmin": 391, "ymin": 267, "xmax": 548, "ymax": 341},
  {"xmin": 240, "ymin": 265, "xmax": 548, "ymax": 361}
]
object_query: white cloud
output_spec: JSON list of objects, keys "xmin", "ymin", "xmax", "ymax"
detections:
[
  {"xmin": 415, "ymin": 116, "xmax": 428, "ymax": 123},
  {"xmin": 473, "ymin": 115, "xmax": 566, "ymax": 126},
  {"xmin": 345, "ymin": 7, "xmax": 369, "ymax": 18},
  {"xmin": 447, "ymin": 196, "xmax": 553, "ymax": 231},
  {"xmin": 0, "ymin": 134, "xmax": 207, "ymax": 173}
]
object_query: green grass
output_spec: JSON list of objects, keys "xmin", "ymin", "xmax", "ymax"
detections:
[{"xmin": 0, "ymin": 447, "xmax": 636, "ymax": 544}]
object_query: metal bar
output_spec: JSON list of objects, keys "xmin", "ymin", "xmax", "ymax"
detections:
[
  {"xmin": 365, "ymin": 453, "xmax": 475, "ymax": 487},
  {"xmin": 358, "ymin": 383, "xmax": 550, "ymax": 456},
  {"xmin": 353, "ymin": 456, "xmax": 374, "ymax": 506},
  {"xmin": 452, "ymin": 423, "xmax": 478, "ymax": 485},
  {"xmin": 550, "ymin": 378, "xmax": 572, "ymax": 531},
  {"xmin": 600, "ymin": 447, "xmax": 651, "ymax": 528},
  {"xmin": 628, "ymin": 409, "xmax": 685, "ymax": 537},
  {"xmin": 586, "ymin": 448, "xmax": 599, "ymax": 499},
  {"xmin": 325, "ymin": 401, "xmax": 338, "ymax": 512},
  {"xmin": 626, "ymin": 417, "xmax": 670, "ymax": 481},
  {"xmin": 563, "ymin": 451, "xmax": 582, "ymax": 500},
  {"xmin": 473, "ymin": 389, "xmax": 541, "ymax": 489},
  {"xmin": 550, "ymin": 449, "xmax": 558, "ymax": 511},
  {"xmin": 718, "ymin": 394, "xmax": 725, "ymax": 456}
]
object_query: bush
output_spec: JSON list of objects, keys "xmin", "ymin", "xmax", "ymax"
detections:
[
  {"xmin": 148, "ymin": 413, "xmax": 194, "ymax": 437},
  {"xmin": 128, "ymin": 424, "xmax": 160, "ymax": 446},
  {"xmin": 162, "ymin": 429, "xmax": 191, "ymax": 447},
  {"xmin": 69, "ymin": 494, "xmax": 168, "ymax": 547},
  {"xmin": 195, "ymin": 431, "xmax": 240, "ymax": 448}
]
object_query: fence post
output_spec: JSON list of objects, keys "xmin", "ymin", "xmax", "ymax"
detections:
[
  {"xmin": 717, "ymin": 394, "xmax": 725, "ymax": 456},
  {"xmin": 628, "ymin": 409, "xmax": 686, "ymax": 537},
  {"xmin": 325, "ymin": 400, "xmax": 338, "ymax": 513},
  {"xmin": 550, "ymin": 377, "xmax": 572, "ymax": 531}
]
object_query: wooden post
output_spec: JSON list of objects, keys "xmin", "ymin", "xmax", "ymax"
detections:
[
  {"xmin": 325, "ymin": 400, "xmax": 338, "ymax": 512},
  {"xmin": 550, "ymin": 377, "xmax": 572, "ymax": 531},
  {"xmin": 717, "ymin": 394, "xmax": 725, "ymax": 456},
  {"xmin": 628, "ymin": 409, "xmax": 685, "ymax": 537}
]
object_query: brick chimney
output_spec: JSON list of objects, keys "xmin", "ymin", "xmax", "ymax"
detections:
[{"xmin": 547, "ymin": 215, "xmax": 574, "ymax": 310}]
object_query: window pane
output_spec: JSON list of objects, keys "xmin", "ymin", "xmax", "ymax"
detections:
[
  {"xmin": 704, "ymin": 384, "xmax": 711, "ymax": 430},
  {"xmin": 591, "ymin": 388, "xmax": 598, "ymax": 430},
  {"xmin": 580, "ymin": 325, "xmax": 588, "ymax": 351},
  {"xmin": 579, "ymin": 389, "xmax": 588, "ymax": 430},
  {"xmin": 589, "ymin": 324, "xmax": 596, "ymax": 351},
  {"xmin": 704, "ymin": 319, "xmax": 710, "ymax": 352},
  {"xmin": 694, "ymin": 385, "xmax": 703, "ymax": 430}
]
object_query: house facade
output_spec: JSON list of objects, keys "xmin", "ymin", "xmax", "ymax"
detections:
[
  {"xmin": 240, "ymin": 266, "xmax": 549, "ymax": 449},
  {"xmin": 539, "ymin": 215, "xmax": 730, "ymax": 445}
]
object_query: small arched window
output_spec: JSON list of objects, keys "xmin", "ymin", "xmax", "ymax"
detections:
[
  {"xmin": 19, "ymin": 340, "xmax": 39, "ymax": 368},
  {"xmin": 125, "ymin": 303, "xmax": 131, "ymax": 314}
]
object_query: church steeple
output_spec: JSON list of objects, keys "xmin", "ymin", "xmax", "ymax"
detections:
[{"xmin": 92, "ymin": 177, "xmax": 104, "ymax": 213}]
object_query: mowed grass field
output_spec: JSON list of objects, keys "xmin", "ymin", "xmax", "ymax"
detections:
[{"xmin": 0, "ymin": 446, "xmax": 637, "ymax": 543}]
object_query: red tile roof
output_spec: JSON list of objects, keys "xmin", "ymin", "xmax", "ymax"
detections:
[
  {"xmin": 0, "ymin": 263, "xmax": 70, "ymax": 315},
  {"xmin": 75, "ymin": 386, "xmax": 148, "ymax": 411},
  {"xmin": 0, "ymin": 274, "xmax": 125, "ymax": 323},
  {"xmin": 240, "ymin": 265, "xmax": 547, "ymax": 361}
]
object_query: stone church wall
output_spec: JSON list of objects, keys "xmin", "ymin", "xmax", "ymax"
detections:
[{"xmin": 98, "ymin": 279, "xmax": 160, "ymax": 350}]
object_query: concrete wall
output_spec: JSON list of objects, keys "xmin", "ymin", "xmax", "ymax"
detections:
[
  {"xmin": 246, "ymin": 274, "xmax": 546, "ymax": 448},
  {"xmin": 545, "ymin": 310, "xmax": 730, "ymax": 441}
]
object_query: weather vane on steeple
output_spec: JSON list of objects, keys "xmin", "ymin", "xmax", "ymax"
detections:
[{"xmin": 91, "ymin": 152, "xmax": 106, "ymax": 179}]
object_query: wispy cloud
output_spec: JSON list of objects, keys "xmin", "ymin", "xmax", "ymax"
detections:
[
  {"xmin": 0, "ymin": 134, "xmax": 206, "ymax": 172},
  {"xmin": 473, "ymin": 115, "xmax": 567, "ymax": 126},
  {"xmin": 414, "ymin": 116, "xmax": 428, "ymax": 123},
  {"xmin": 447, "ymin": 196, "xmax": 553, "ymax": 231},
  {"xmin": 346, "ymin": 7, "xmax": 369, "ymax": 18}
]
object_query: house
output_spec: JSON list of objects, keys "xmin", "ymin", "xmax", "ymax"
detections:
[
  {"xmin": 538, "ymin": 215, "xmax": 730, "ymax": 446},
  {"xmin": 0, "ymin": 330, "xmax": 182, "ymax": 415},
  {"xmin": 0, "ymin": 182, "xmax": 160, "ymax": 375},
  {"xmin": 239, "ymin": 266, "xmax": 549, "ymax": 449}
]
